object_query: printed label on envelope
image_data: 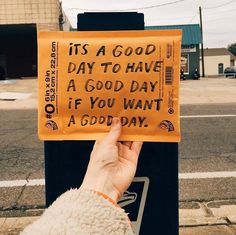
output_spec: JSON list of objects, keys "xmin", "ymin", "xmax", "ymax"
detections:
[{"xmin": 38, "ymin": 30, "xmax": 182, "ymax": 142}]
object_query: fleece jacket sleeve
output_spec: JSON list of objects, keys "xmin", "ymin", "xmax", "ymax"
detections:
[{"xmin": 20, "ymin": 189, "xmax": 134, "ymax": 235}]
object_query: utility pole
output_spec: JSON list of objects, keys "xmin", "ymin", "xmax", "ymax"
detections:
[{"xmin": 199, "ymin": 6, "xmax": 205, "ymax": 77}]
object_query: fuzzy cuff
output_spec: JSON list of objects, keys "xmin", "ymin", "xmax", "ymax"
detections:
[{"xmin": 21, "ymin": 189, "xmax": 134, "ymax": 235}]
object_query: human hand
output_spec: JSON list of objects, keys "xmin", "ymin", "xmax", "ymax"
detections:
[{"xmin": 80, "ymin": 117, "xmax": 143, "ymax": 202}]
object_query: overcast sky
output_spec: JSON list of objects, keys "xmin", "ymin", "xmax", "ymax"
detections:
[{"xmin": 62, "ymin": 0, "xmax": 236, "ymax": 48}]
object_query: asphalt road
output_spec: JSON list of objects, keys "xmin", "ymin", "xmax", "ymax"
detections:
[
  {"xmin": 180, "ymin": 103, "xmax": 236, "ymax": 202},
  {"xmin": 180, "ymin": 103, "xmax": 236, "ymax": 168},
  {"xmin": 0, "ymin": 103, "xmax": 236, "ymax": 209}
]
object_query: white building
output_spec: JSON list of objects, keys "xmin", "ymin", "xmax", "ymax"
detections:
[{"xmin": 201, "ymin": 48, "xmax": 236, "ymax": 76}]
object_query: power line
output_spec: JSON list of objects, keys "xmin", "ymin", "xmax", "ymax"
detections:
[
  {"xmin": 148, "ymin": 14, "xmax": 198, "ymax": 21},
  {"xmin": 205, "ymin": 7, "xmax": 236, "ymax": 15},
  {"xmin": 203, "ymin": 0, "xmax": 236, "ymax": 10},
  {"xmin": 67, "ymin": 0, "xmax": 186, "ymax": 12},
  {"xmin": 204, "ymin": 14, "xmax": 236, "ymax": 23}
]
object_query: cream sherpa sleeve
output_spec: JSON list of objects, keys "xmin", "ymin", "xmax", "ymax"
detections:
[{"xmin": 20, "ymin": 189, "xmax": 134, "ymax": 235}]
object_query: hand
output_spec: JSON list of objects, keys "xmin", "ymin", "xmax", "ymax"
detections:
[{"xmin": 80, "ymin": 117, "xmax": 143, "ymax": 202}]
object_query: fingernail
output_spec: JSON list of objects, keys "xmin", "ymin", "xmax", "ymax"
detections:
[{"xmin": 112, "ymin": 117, "xmax": 120, "ymax": 125}]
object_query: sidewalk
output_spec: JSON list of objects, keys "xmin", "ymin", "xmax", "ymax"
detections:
[
  {"xmin": 0, "ymin": 78, "xmax": 38, "ymax": 110},
  {"xmin": 0, "ymin": 195, "xmax": 236, "ymax": 234},
  {"xmin": 1, "ymin": 200, "xmax": 236, "ymax": 234},
  {"xmin": 0, "ymin": 76, "xmax": 236, "ymax": 110},
  {"xmin": 180, "ymin": 76, "xmax": 236, "ymax": 104},
  {"xmin": 179, "ymin": 200, "xmax": 236, "ymax": 234}
]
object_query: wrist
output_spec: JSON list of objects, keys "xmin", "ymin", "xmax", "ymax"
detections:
[
  {"xmin": 79, "ymin": 189, "xmax": 118, "ymax": 206},
  {"xmin": 80, "ymin": 175, "xmax": 120, "ymax": 202}
]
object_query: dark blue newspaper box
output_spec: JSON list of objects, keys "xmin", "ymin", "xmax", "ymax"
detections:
[{"xmin": 44, "ymin": 12, "xmax": 178, "ymax": 235}]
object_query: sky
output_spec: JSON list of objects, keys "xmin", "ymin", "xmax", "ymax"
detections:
[{"xmin": 62, "ymin": 0, "xmax": 236, "ymax": 48}]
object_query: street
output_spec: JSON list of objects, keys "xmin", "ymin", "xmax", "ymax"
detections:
[
  {"xmin": 0, "ymin": 102, "xmax": 236, "ymax": 208},
  {"xmin": 180, "ymin": 103, "xmax": 236, "ymax": 202}
]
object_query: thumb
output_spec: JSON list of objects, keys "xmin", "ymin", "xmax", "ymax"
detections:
[{"xmin": 104, "ymin": 117, "xmax": 121, "ymax": 144}]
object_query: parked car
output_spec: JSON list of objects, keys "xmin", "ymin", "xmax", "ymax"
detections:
[{"xmin": 224, "ymin": 66, "xmax": 236, "ymax": 78}]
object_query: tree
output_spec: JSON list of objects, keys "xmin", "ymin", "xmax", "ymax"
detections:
[{"xmin": 227, "ymin": 43, "xmax": 236, "ymax": 56}]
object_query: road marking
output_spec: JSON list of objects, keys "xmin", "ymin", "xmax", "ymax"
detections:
[
  {"xmin": 1, "ymin": 172, "xmax": 236, "ymax": 188},
  {"xmin": 0, "ymin": 179, "xmax": 45, "ymax": 188},
  {"xmin": 0, "ymin": 92, "xmax": 31, "ymax": 100},
  {"xmin": 179, "ymin": 171, "xmax": 236, "ymax": 179},
  {"xmin": 181, "ymin": 114, "xmax": 236, "ymax": 118}
]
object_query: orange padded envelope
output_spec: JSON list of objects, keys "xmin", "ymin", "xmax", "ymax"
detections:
[{"xmin": 38, "ymin": 30, "xmax": 182, "ymax": 142}]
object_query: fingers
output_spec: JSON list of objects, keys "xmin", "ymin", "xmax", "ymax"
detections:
[
  {"xmin": 131, "ymin": 141, "xmax": 143, "ymax": 155},
  {"xmin": 122, "ymin": 141, "xmax": 132, "ymax": 149},
  {"xmin": 118, "ymin": 141, "xmax": 143, "ymax": 164},
  {"xmin": 102, "ymin": 117, "xmax": 143, "ymax": 157},
  {"xmin": 103, "ymin": 117, "xmax": 121, "ymax": 144},
  {"xmin": 92, "ymin": 140, "xmax": 101, "ymax": 151}
]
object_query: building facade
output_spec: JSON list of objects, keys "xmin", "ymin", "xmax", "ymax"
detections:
[
  {"xmin": 0, "ymin": 0, "xmax": 60, "ymax": 78},
  {"xmin": 67, "ymin": 22, "xmax": 202, "ymax": 79},
  {"xmin": 201, "ymin": 48, "xmax": 236, "ymax": 76},
  {"xmin": 146, "ymin": 24, "xmax": 202, "ymax": 79},
  {"xmin": 0, "ymin": 0, "xmax": 60, "ymax": 31}
]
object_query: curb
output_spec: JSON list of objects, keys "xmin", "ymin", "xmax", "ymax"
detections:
[
  {"xmin": 179, "ymin": 203, "xmax": 236, "ymax": 227},
  {"xmin": 0, "ymin": 216, "xmax": 39, "ymax": 234},
  {"xmin": 1, "ymin": 205, "xmax": 236, "ymax": 233}
]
